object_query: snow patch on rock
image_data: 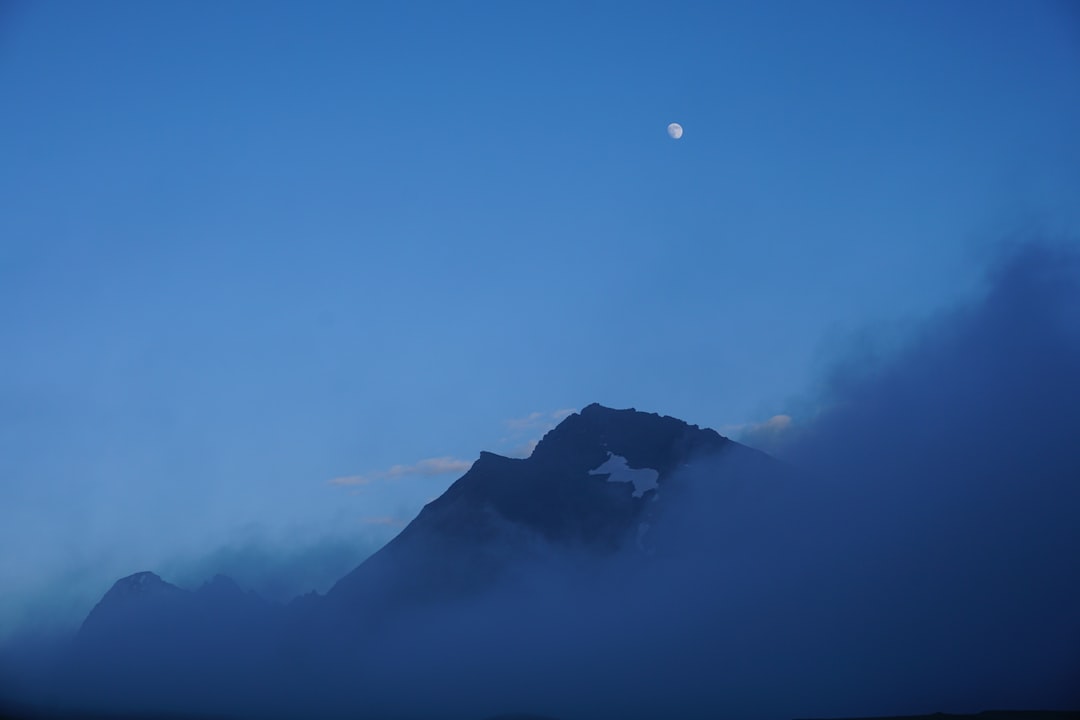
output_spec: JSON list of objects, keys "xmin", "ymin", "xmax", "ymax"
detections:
[{"xmin": 588, "ymin": 453, "xmax": 659, "ymax": 498}]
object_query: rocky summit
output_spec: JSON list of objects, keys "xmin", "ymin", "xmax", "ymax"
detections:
[{"xmin": 324, "ymin": 403, "xmax": 742, "ymax": 612}]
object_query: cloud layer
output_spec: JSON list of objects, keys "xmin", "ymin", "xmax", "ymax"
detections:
[
  {"xmin": 3, "ymin": 243, "xmax": 1078, "ymax": 720},
  {"xmin": 329, "ymin": 456, "xmax": 474, "ymax": 486},
  {"xmin": 500, "ymin": 408, "xmax": 577, "ymax": 457},
  {"xmin": 324, "ymin": 242, "xmax": 1080, "ymax": 720}
]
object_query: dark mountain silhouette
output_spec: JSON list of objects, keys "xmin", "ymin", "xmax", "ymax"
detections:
[
  {"xmin": 323, "ymin": 403, "xmax": 748, "ymax": 616},
  {"xmin": 11, "ymin": 400, "xmax": 1078, "ymax": 720},
  {"xmin": 66, "ymin": 571, "xmax": 279, "ymax": 717},
  {"xmin": 79, "ymin": 571, "xmax": 275, "ymax": 647},
  {"xmin": 78, "ymin": 572, "xmax": 187, "ymax": 642},
  {"xmin": 53, "ymin": 404, "xmax": 780, "ymax": 718}
]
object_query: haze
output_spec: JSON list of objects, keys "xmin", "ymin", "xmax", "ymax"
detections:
[{"xmin": 1, "ymin": 2, "xmax": 1079, "ymax": 718}]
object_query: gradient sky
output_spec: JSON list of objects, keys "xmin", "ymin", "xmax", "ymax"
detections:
[{"xmin": 2, "ymin": 0, "xmax": 1079, "ymax": 635}]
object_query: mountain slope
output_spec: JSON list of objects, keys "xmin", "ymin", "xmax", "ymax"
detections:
[
  {"xmin": 24, "ymin": 401, "xmax": 1080, "ymax": 720},
  {"xmin": 322, "ymin": 403, "xmax": 745, "ymax": 614}
]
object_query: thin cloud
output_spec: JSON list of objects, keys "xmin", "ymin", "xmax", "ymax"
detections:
[
  {"xmin": 359, "ymin": 517, "xmax": 406, "ymax": 527},
  {"xmin": 720, "ymin": 414, "xmax": 794, "ymax": 455},
  {"xmin": 329, "ymin": 456, "xmax": 473, "ymax": 487},
  {"xmin": 328, "ymin": 475, "xmax": 376, "ymax": 487},
  {"xmin": 719, "ymin": 414, "xmax": 793, "ymax": 436},
  {"xmin": 504, "ymin": 411, "xmax": 547, "ymax": 431},
  {"xmin": 500, "ymin": 408, "xmax": 578, "ymax": 457},
  {"xmin": 504, "ymin": 408, "xmax": 576, "ymax": 432},
  {"xmin": 384, "ymin": 456, "xmax": 473, "ymax": 478},
  {"xmin": 506, "ymin": 439, "xmax": 540, "ymax": 459}
]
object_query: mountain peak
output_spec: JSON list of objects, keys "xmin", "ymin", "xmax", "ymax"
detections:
[
  {"xmin": 122, "ymin": 570, "xmax": 162, "ymax": 584},
  {"xmin": 327, "ymin": 404, "xmax": 741, "ymax": 609},
  {"xmin": 92, "ymin": 572, "xmax": 186, "ymax": 610},
  {"xmin": 106, "ymin": 571, "xmax": 177, "ymax": 598},
  {"xmin": 79, "ymin": 572, "xmax": 188, "ymax": 641},
  {"xmin": 530, "ymin": 403, "xmax": 729, "ymax": 475},
  {"xmin": 579, "ymin": 402, "xmax": 633, "ymax": 415}
]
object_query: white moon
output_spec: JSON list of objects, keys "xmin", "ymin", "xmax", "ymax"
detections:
[{"xmin": 667, "ymin": 122, "xmax": 683, "ymax": 139}]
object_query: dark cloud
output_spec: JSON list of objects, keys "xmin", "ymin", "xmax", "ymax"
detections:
[
  {"xmin": 284, "ymin": 241, "xmax": 1080, "ymax": 720},
  {"xmin": 2, "ymin": 242, "xmax": 1078, "ymax": 720},
  {"xmin": 159, "ymin": 530, "xmax": 381, "ymax": 603},
  {"xmin": 364, "ymin": 241, "xmax": 1080, "ymax": 720},
  {"xmin": 717, "ymin": 241, "xmax": 1080, "ymax": 716}
]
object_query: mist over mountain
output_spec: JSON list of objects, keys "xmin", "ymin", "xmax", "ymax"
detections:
[{"xmin": 2, "ymin": 243, "xmax": 1078, "ymax": 720}]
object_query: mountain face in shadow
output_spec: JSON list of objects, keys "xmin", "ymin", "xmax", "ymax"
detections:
[
  {"xmin": 79, "ymin": 572, "xmax": 272, "ymax": 644},
  {"xmin": 8, "ymin": 400, "xmax": 1079, "ymax": 720},
  {"xmin": 44, "ymin": 404, "xmax": 783, "ymax": 719},
  {"xmin": 323, "ymin": 403, "xmax": 742, "ymax": 617},
  {"xmin": 66, "ymin": 572, "xmax": 280, "ymax": 717}
]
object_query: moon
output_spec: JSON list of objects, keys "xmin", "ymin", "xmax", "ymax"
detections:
[{"xmin": 667, "ymin": 122, "xmax": 683, "ymax": 139}]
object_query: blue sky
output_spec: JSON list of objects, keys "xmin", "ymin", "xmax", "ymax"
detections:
[{"xmin": 2, "ymin": 0, "xmax": 1079, "ymax": 635}]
